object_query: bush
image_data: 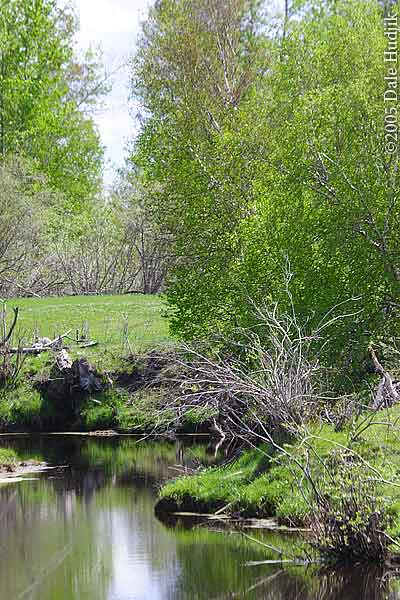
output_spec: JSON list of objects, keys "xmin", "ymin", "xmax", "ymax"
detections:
[{"xmin": 312, "ymin": 481, "xmax": 389, "ymax": 564}]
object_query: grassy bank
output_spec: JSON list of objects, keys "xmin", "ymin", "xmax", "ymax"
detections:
[
  {"xmin": 0, "ymin": 294, "xmax": 172, "ymax": 432},
  {"xmin": 0, "ymin": 447, "xmax": 18, "ymax": 469},
  {"xmin": 158, "ymin": 405, "xmax": 400, "ymax": 541},
  {"xmin": 157, "ymin": 448, "xmax": 271, "ymax": 516}
]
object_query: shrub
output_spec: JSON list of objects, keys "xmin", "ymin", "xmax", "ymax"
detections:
[{"xmin": 312, "ymin": 481, "xmax": 389, "ymax": 564}]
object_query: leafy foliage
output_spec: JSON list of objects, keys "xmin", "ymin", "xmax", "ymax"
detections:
[
  {"xmin": 0, "ymin": 0, "xmax": 106, "ymax": 208},
  {"xmin": 130, "ymin": 0, "xmax": 399, "ymax": 373}
]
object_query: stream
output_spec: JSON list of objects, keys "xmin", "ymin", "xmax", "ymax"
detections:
[{"xmin": 0, "ymin": 435, "xmax": 398, "ymax": 599}]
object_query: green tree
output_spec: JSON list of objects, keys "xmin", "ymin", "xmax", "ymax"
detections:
[
  {"xmin": 238, "ymin": 0, "xmax": 397, "ymax": 363},
  {"xmin": 131, "ymin": 0, "xmax": 268, "ymax": 336},
  {"xmin": 130, "ymin": 0, "xmax": 399, "ymax": 371},
  {"xmin": 0, "ymin": 0, "xmax": 106, "ymax": 208}
]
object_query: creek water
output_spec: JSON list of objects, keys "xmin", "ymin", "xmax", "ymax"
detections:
[{"xmin": 0, "ymin": 435, "xmax": 398, "ymax": 600}]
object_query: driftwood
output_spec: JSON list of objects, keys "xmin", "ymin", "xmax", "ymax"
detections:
[
  {"xmin": 0, "ymin": 305, "xmax": 99, "ymax": 355},
  {"xmin": 5, "ymin": 330, "xmax": 72, "ymax": 355}
]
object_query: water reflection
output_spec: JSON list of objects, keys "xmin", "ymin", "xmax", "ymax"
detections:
[{"xmin": 0, "ymin": 436, "xmax": 398, "ymax": 599}]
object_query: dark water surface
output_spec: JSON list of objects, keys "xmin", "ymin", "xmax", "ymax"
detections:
[{"xmin": 0, "ymin": 435, "xmax": 398, "ymax": 600}]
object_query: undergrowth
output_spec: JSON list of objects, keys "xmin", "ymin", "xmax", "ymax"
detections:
[{"xmin": 159, "ymin": 404, "xmax": 400, "ymax": 554}]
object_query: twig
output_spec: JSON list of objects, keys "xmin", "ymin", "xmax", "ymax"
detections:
[{"xmin": 0, "ymin": 307, "xmax": 19, "ymax": 345}]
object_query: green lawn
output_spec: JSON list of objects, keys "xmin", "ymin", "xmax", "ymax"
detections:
[{"xmin": 3, "ymin": 294, "xmax": 170, "ymax": 369}]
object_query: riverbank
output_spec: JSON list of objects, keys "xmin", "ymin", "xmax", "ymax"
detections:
[
  {"xmin": 0, "ymin": 350, "xmax": 212, "ymax": 434},
  {"xmin": 4, "ymin": 293, "xmax": 400, "ymax": 565},
  {"xmin": 157, "ymin": 406, "xmax": 400, "ymax": 561},
  {"xmin": 0, "ymin": 294, "xmax": 181, "ymax": 433}
]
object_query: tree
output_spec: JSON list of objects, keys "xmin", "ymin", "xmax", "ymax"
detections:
[
  {"xmin": 0, "ymin": 0, "xmax": 106, "ymax": 208},
  {"xmin": 130, "ymin": 0, "xmax": 399, "ymax": 373},
  {"xmin": 0, "ymin": 157, "xmax": 51, "ymax": 296},
  {"xmin": 114, "ymin": 171, "xmax": 172, "ymax": 294},
  {"xmin": 239, "ymin": 0, "xmax": 397, "ymax": 364},
  {"xmin": 130, "ymin": 0, "xmax": 268, "ymax": 336}
]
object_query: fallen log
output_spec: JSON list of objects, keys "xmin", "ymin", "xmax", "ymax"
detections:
[{"xmin": 4, "ymin": 330, "xmax": 72, "ymax": 355}]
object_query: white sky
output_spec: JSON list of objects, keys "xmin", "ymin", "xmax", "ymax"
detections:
[
  {"xmin": 73, "ymin": 0, "xmax": 286, "ymax": 187},
  {"xmin": 74, "ymin": 0, "xmax": 152, "ymax": 186}
]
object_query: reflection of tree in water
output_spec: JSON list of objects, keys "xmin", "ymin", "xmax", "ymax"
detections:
[
  {"xmin": 0, "ymin": 436, "xmax": 218, "ymax": 526},
  {"xmin": 166, "ymin": 524, "xmax": 400, "ymax": 600},
  {"xmin": 0, "ymin": 468, "xmax": 180, "ymax": 599},
  {"xmin": 0, "ymin": 481, "xmax": 113, "ymax": 600},
  {"xmin": 0, "ymin": 436, "xmax": 214, "ymax": 600},
  {"xmin": 1, "ymin": 435, "xmax": 218, "ymax": 501},
  {"xmin": 2, "ymin": 436, "xmax": 397, "ymax": 600},
  {"xmin": 246, "ymin": 566, "xmax": 400, "ymax": 600}
]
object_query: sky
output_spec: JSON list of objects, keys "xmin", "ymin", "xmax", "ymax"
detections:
[
  {"xmin": 73, "ymin": 0, "xmax": 285, "ymax": 187},
  {"xmin": 74, "ymin": 0, "xmax": 152, "ymax": 186}
]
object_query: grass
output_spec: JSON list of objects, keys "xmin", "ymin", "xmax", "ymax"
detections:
[
  {"xmin": 159, "ymin": 448, "xmax": 271, "ymax": 514},
  {"xmin": 5, "ymin": 293, "xmax": 170, "ymax": 369},
  {"xmin": 158, "ymin": 404, "xmax": 400, "ymax": 539},
  {"xmin": 0, "ymin": 294, "xmax": 172, "ymax": 431}
]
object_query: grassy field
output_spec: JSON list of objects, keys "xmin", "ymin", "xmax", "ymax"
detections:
[
  {"xmin": 4, "ymin": 294, "xmax": 170, "ymax": 369},
  {"xmin": 0, "ymin": 294, "xmax": 172, "ymax": 431}
]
